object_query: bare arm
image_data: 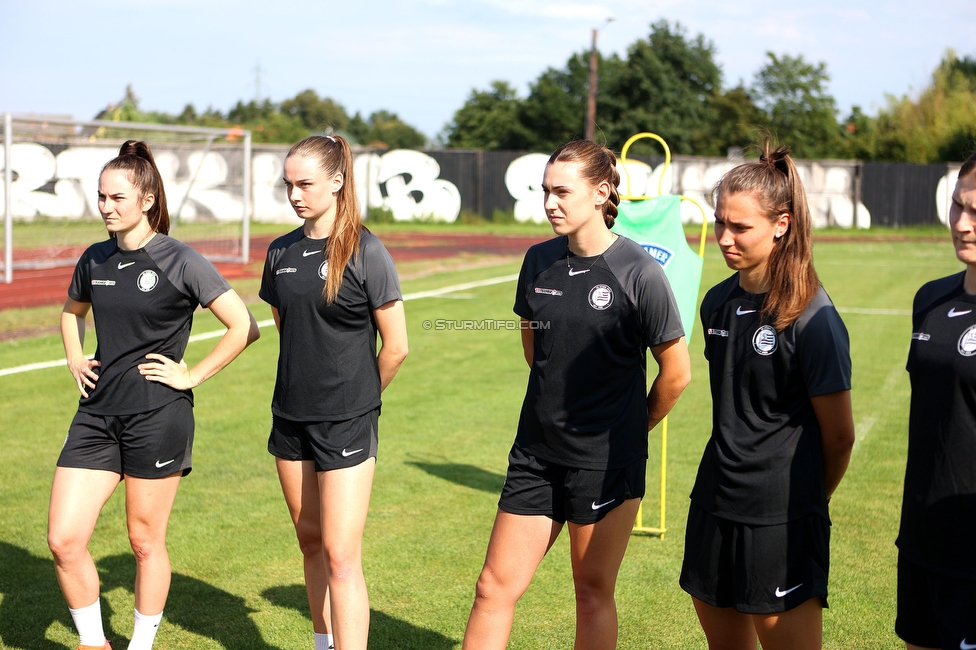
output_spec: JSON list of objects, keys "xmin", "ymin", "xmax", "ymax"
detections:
[
  {"xmin": 60, "ymin": 297, "xmax": 99, "ymax": 397},
  {"xmin": 374, "ymin": 299, "xmax": 408, "ymax": 391},
  {"xmin": 520, "ymin": 319, "xmax": 533, "ymax": 367},
  {"xmin": 810, "ymin": 390, "xmax": 855, "ymax": 500},
  {"xmin": 646, "ymin": 336, "xmax": 691, "ymax": 431},
  {"xmin": 138, "ymin": 289, "xmax": 260, "ymax": 390}
]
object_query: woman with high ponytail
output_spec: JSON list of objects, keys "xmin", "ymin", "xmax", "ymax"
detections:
[
  {"xmin": 259, "ymin": 134, "xmax": 408, "ymax": 650},
  {"xmin": 463, "ymin": 140, "xmax": 690, "ymax": 649},
  {"xmin": 49, "ymin": 140, "xmax": 259, "ymax": 650},
  {"xmin": 679, "ymin": 139, "xmax": 854, "ymax": 649}
]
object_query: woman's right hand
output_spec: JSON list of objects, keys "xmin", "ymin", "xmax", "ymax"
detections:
[{"xmin": 67, "ymin": 355, "xmax": 100, "ymax": 397}]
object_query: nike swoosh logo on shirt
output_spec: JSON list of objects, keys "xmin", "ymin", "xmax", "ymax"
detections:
[
  {"xmin": 959, "ymin": 639, "xmax": 976, "ymax": 650},
  {"xmin": 118, "ymin": 261, "xmax": 135, "ymax": 269},
  {"xmin": 568, "ymin": 269, "xmax": 590, "ymax": 276},
  {"xmin": 736, "ymin": 306, "xmax": 756, "ymax": 315},
  {"xmin": 303, "ymin": 249, "xmax": 322, "ymax": 257},
  {"xmin": 948, "ymin": 307, "xmax": 972, "ymax": 318}
]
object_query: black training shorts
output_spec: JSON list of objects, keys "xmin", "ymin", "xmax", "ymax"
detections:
[
  {"xmin": 680, "ymin": 503, "xmax": 830, "ymax": 614},
  {"xmin": 58, "ymin": 398, "xmax": 194, "ymax": 478},
  {"xmin": 268, "ymin": 409, "xmax": 379, "ymax": 472},
  {"xmin": 498, "ymin": 444, "xmax": 645, "ymax": 525},
  {"xmin": 896, "ymin": 552, "xmax": 976, "ymax": 649}
]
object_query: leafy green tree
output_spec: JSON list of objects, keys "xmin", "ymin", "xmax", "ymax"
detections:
[
  {"xmin": 518, "ymin": 53, "xmax": 592, "ymax": 151},
  {"xmin": 281, "ymin": 89, "xmax": 349, "ymax": 133},
  {"xmin": 700, "ymin": 84, "xmax": 764, "ymax": 157},
  {"xmin": 859, "ymin": 50, "xmax": 976, "ymax": 162},
  {"xmin": 749, "ymin": 52, "xmax": 841, "ymax": 158},
  {"xmin": 347, "ymin": 110, "xmax": 427, "ymax": 149},
  {"xmin": 600, "ymin": 20, "xmax": 722, "ymax": 155},
  {"xmin": 444, "ymin": 81, "xmax": 533, "ymax": 149}
]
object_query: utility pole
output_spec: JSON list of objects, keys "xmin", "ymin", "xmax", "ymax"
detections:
[{"xmin": 585, "ymin": 18, "xmax": 613, "ymax": 141}]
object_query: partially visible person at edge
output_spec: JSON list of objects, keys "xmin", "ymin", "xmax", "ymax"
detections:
[
  {"xmin": 259, "ymin": 135, "xmax": 408, "ymax": 650},
  {"xmin": 49, "ymin": 140, "xmax": 260, "ymax": 650},
  {"xmin": 895, "ymin": 149, "xmax": 976, "ymax": 650},
  {"xmin": 679, "ymin": 139, "xmax": 855, "ymax": 650},
  {"xmin": 462, "ymin": 139, "xmax": 691, "ymax": 650}
]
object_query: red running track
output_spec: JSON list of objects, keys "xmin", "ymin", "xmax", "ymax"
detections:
[{"xmin": 0, "ymin": 232, "xmax": 553, "ymax": 310}]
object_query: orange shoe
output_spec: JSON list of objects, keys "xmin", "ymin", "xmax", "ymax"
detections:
[{"xmin": 76, "ymin": 641, "xmax": 111, "ymax": 650}]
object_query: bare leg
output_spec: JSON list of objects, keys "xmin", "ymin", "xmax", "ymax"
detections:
[
  {"xmin": 318, "ymin": 459, "xmax": 376, "ymax": 650},
  {"xmin": 753, "ymin": 597, "xmax": 822, "ymax": 650},
  {"xmin": 567, "ymin": 498, "xmax": 641, "ymax": 650},
  {"xmin": 124, "ymin": 473, "xmax": 182, "ymax": 615},
  {"xmin": 691, "ymin": 597, "xmax": 758, "ymax": 650},
  {"xmin": 48, "ymin": 467, "xmax": 121, "ymax": 607},
  {"xmin": 277, "ymin": 458, "xmax": 331, "ymax": 634},
  {"xmin": 462, "ymin": 510, "xmax": 563, "ymax": 650}
]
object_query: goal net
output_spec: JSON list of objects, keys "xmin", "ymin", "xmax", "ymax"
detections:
[{"xmin": 1, "ymin": 114, "xmax": 252, "ymax": 281}]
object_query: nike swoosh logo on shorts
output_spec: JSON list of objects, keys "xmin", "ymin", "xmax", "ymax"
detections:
[
  {"xmin": 118, "ymin": 261, "xmax": 135, "ymax": 269},
  {"xmin": 303, "ymin": 249, "xmax": 322, "ymax": 257},
  {"xmin": 948, "ymin": 307, "xmax": 972, "ymax": 317},
  {"xmin": 774, "ymin": 583, "xmax": 803, "ymax": 597},
  {"xmin": 591, "ymin": 499, "xmax": 615, "ymax": 510},
  {"xmin": 960, "ymin": 639, "xmax": 976, "ymax": 650},
  {"xmin": 155, "ymin": 459, "xmax": 175, "ymax": 468},
  {"xmin": 341, "ymin": 448, "xmax": 364, "ymax": 457},
  {"xmin": 736, "ymin": 306, "xmax": 756, "ymax": 315}
]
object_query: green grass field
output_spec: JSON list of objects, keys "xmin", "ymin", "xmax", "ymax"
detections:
[{"xmin": 0, "ymin": 232, "xmax": 964, "ymax": 649}]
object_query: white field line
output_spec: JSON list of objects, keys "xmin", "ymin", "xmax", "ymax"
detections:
[
  {"xmin": 0, "ymin": 273, "xmax": 520, "ymax": 378},
  {"xmin": 852, "ymin": 344, "xmax": 911, "ymax": 454}
]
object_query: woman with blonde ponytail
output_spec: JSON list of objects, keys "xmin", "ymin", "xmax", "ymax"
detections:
[
  {"xmin": 259, "ymin": 135, "xmax": 408, "ymax": 650},
  {"xmin": 463, "ymin": 140, "xmax": 690, "ymax": 649},
  {"xmin": 680, "ymin": 140, "xmax": 854, "ymax": 649}
]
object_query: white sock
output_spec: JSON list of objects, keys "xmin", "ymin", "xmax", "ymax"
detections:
[
  {"xmin": 314, "ymin": 632, "xmax": 334, "ymax": 650},
  {"xmin": 127, "ymin": 609, "xmax": 163, "ymax": 650},
  {"xmin": 68, "ymin": 599, "xmax": 106, "ymax": 647}
]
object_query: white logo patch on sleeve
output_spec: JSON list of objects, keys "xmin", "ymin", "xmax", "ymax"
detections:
[
  {"xmin": 588, "ymin": 284, "xmax": 613, "ymax": 310},
  {"xmin": 752, "ymin": 325, "xmax": 778, "ymax": 356},
  {"xmin": 137, "ymin": 270, "xmax": 159, "ymax": 292}
]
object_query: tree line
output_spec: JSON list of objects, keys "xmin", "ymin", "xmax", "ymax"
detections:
[
  {"xmin": 445, "ymin": 20, "xmax": 976, "ymax": 162},
  {"xmin": 102, "ymin": 19, "xmax": 975, "ymax": 162},
  {"xmin": 101, "ymin": 87, "xmax": 427, "ymax": 150}
]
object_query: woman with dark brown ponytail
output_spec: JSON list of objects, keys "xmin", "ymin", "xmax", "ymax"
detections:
[
  {"xmin": 462, "ymin": 140, "xmax": 690, "ymax": 649},
  {"xmin": 49, "ymin": 140, "xmax": 260, "ymax": 650},
  {"xmin": 260, "ymin": 135, "xmax": 408, "ymax": 650},
  {"xmin": 679, "ymin": 140, "xmax": 855, "ymax": 649}
]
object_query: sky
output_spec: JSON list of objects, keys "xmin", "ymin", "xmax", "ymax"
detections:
[{"xmin": 1, "ymin": 0, "xmax": 974, "ymax": 140}]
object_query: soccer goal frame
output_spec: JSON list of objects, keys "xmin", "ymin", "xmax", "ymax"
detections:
[{"xmin": 2, "ymin": 113, "xmax": 252, "ymax": 284}]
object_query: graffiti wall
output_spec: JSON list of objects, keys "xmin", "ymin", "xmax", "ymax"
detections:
[{"xmin": 0, "ymin": 140, "xmax": 960, "ymax": 229}]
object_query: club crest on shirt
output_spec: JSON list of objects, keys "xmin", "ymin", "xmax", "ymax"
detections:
[
  {"xmin": 588, "ymin": 284, "xmax": 613, "ymax": 310},
  {"xmin": 318, "ymin": 260, "xmax": 329, "ymax": 280},
  {"xmin": 753, "ymin": 325, "xmax": 778, "ymax": 356},
  {"xmin": 957, "ymin": 324, "xmax": 976, "ymax": 356},
  {"xmin": 137, "ymin": 270, "xmax": 159, "ymax": 292}
]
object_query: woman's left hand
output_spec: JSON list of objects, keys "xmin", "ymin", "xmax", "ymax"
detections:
[{"xmin": 138, "ymin": 353, "xmax": 196, "ymax": 390}]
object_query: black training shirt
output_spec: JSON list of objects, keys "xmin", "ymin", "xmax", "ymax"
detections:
[
  {"xmin": 68, "ymin": 234, "xmax": 231, "ymax": 415},
  {"xmin": 513, "ymin": 235, "xmax": 684, "ymax": 470},
  {"xmin": 260, "ymin": 228, "xmax": 401, "ymax": 422},
  {"xmin": 690, "ymin": 274, "xmax": 851, "ymax": 525},
  {"xmin": 898, "ymin": 271, "xmax": 976, "ymax": 579}
]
